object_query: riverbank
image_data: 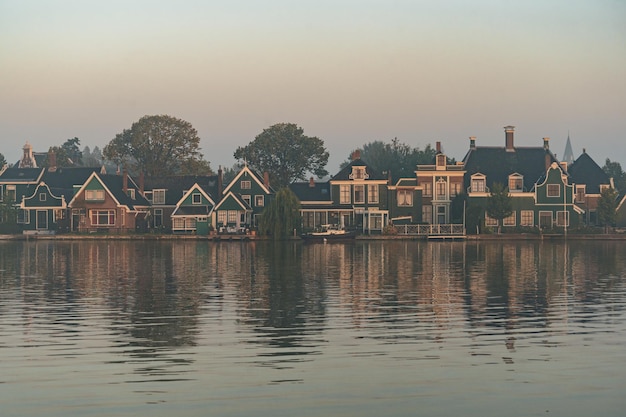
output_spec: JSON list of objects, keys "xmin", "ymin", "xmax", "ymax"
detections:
[{"xmin": 1, "ymin": 233, "xmax": 625, "ymax": 241}]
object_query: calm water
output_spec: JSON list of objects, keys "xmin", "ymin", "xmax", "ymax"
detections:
[{"xmin": 0, "ymin": 239, "xmax": 625, "ymax": 417}]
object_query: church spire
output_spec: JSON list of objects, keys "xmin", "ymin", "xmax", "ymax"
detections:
[{"xmin": 562, "ymin": 132, "xmax": 574, "ymax": 165}]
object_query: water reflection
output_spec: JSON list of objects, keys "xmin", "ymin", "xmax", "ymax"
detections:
[{"xmin": 0, "ymin": 239, "xmax": 625, "ymax": 417}]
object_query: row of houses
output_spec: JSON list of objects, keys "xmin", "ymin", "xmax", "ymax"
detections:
[{"xmin": 1, "ymin": 126, "xmax": 624, "ymax": 235}]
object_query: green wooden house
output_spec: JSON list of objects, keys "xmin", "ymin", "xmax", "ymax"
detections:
[{"xmin": 171, "ymin": 183, "xmax": 216, "ymax": 235}]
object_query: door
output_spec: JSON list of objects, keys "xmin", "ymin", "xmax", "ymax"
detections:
[{"xmin": 36, "ymin": 210, "xmax": 48, "ymax": 230}]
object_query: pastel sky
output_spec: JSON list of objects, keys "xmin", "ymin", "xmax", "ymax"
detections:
[{"xmin": 1, "ymin": 0, "xmax": 625, "ymax": 173}]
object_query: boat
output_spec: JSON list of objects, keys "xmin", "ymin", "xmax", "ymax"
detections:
[{"xmin": 300, "ymin": 224, "xmax": 357, "ymax": 241}]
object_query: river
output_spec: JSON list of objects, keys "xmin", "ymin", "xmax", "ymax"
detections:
[{"xmin": 0, "ymin": 240, "xmax": 625, "ymax": 417}]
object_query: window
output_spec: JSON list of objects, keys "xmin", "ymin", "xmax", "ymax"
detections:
[
  {"xmin": 450, "ymin": 182, "xmax": 461, "ymax": 197},
  {"xmin": 85, "ymin": 189, "xmax": 105, "ymax": 201},
  {"xmin": 354, "ymin": 185, "xmax": 365, "ymax": 204},
  {"xmin": 539, "ymin": 211, "xmax": 553, "ymax": 228},
  {"xmin": 547, "ymin": 184, "xmax": 560, "ymax": 197},
  {"xmin": 351, "ymin": 166, "xmax": 367, "ymax": 180},
  {"xmin": 227, "ymin": 210, "xmax": 238, "ymax": 223},
  {"xmin": 509, "ymin": 174, "xmax": 523, "ymax": 192},
  {"xmin": 192, "ymin": 193, "xmax": 202, "ymax": 205},
  {"xmin": 397, "ymin": 189, "xmax": 413, "ymax": 207},
  {"xmin": 241, "ymin": 180, "xmax": 251, "ymax": 189},
  {"xmin": 600, "ymin": 184, "xmax": 610, "ymax": 193},
  {"xmin": 242, "ymin": 195, "xmax": 251, "ymax": 206},
  {"xmin": 217, "ymin": 211, "xmax": 227, "ymax": 225},
  {"xmin": 422, "ymin": 205, "xmax": 432, "ymax": 224},
  {"xmin": 436, "ymin": 154, "xmax": 446, "ymax": 167},
  {"xmin": 6, "ymin": 185, "xmax": 16, "ymax": 202},
  {"xmin": 423, "ymin": 182, "xmax": 432, "ymax": 197},
  {"xmin": 436, "ymin": 179, "xmax": 447, "ymax": 200},
  {"xmin": 90, "ymin": 209, "xmax": 115, "ymax": 226},
  {"xmin": 368, "ymin": 184, "xmax": 379, "ymax": 204},
  {"xmin": 127, "ymin": 189, "xmax": 135, "ymax": 200},
  {"xmin": 153, "ymin": 189, "xmax": 166, "ymax": 204},
  {"xmin": 173, "ymin": 218, "xmax": 185, "ymax": 229},
  {"xmin": 503, "ymin": 212, "xmax": 516, "ymax": 226},
  {"xmin": 154, "ymin": 209, "xmax": 163, "ymax": 227},
  {"xmin": 17, "ymin": 209, "xmax": 30, "ymax": 224},
  {"xmin": 520, "ymin": 210, "xmax": 534, "ymax": 226},
  {"xmin": 255, "ymin": 195, "xmax": 264, "ymax": 207},
  {"xmin": 556, "ymin": 211, "xmax": 569, "ymax": 227},
  {"xmin": 0, "ymin": 185, "xmax": 3, "ymax": 201},
  {"xmin": 575, "ymin": 186, "xmax": 585, "ymax": 203},
  {"xmin": 340, "ymin": 185, "xmax": 351, "ymax": 204},
  {"xmin": 485, "ymin": 213, "xmax": 498, "ymax": 226},
  {"xmin": 471, "ymin": 177, "xmax": 486, "ymax": 193},
  {"xmin": 39, "ymin": 193, "xmax": 47, "ymax": 202}
]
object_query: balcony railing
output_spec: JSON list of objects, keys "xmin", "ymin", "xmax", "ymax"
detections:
[{"xmin": 395, "ymin": 224, "xmax": 465, "ymax": 236}]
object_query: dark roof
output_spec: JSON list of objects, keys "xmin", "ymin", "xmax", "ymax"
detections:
[
  {"xmin": 172, "ymin": 206, "xmax": 212, "ymax": 217},
  {"xmin": 99, "ymin": 174, "xmax": 150, "ymax": 209},
  {"xmin": 331, "ymin": 158, "xmax": 386, "ymax": 181},
  {"xmin": 567, "ymin": 152, "xmax": 610, "ymax": 194},
  {"xmin": 0, "ymin": 167, "xmax": 44, "ymax": 183},
  {"xmin": 144, "ymin": 175, "xmax": 220, "ymax": 205},
  {"xmin": 462, "ymin": 146, "xmax": 557, "ymax": 191},
  {"xmin": 289, "ymin": 181, "xmax": 331, "ymax": 202}
]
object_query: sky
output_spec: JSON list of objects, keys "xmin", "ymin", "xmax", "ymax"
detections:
[{"xmin": 1, "ymin": 0, "xmax": 625, "ymax": 174}]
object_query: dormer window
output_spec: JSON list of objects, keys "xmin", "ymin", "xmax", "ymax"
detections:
[
  {"xmin": 350, "ymin": 166, "xmax": 368, "ymax": 180},
  {"xmin": 436, "ymin": 154, "xmax": 446, "ymax": 169},
  {"xmin": 153, "ymin": 189, "xmax": 166, "ymax": 205},
  {"xmin": 470, "ymin": 174, "xmax": 486, "ymax": 193},
  {"xmin": 192, "ymin": 193, "xmax": 202, "ymax": 204},
  {"xmin": 508, "ymin": 173, "xmax": 523, "ymax": 192},
  {"xmin": 127, "ymin": 189, "xmax": 135, "ymax": 200}
]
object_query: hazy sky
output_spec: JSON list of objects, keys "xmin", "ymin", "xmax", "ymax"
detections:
[{"xmin": 1, "ymin": 0, "xmax": 625, "ymax": 173}]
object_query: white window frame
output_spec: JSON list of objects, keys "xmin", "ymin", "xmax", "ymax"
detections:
[
  {"xmin": 556, "ymin": 211, "xmax": 569, "ymax": 227},
  {"xmin": 354, "ymin": 185, "xmax": 365, "ymax": 204},
  {"xmin": 153, "ymin": 189, "xmax": 166, "ymax": 205},
  {"xmin": 508, "ymin": 174, "xmax": 524, "ymax": 193},
  {"xmin": 547, "ymin": 184, "xmax": 560, "ymax": 197},
  {"xmin": 85, "ymin": 189, "xmax": 105, "ymax": 201},
  {"xmin": 397, "ymin": 189, "xmax": 413, "ymax": 207},
  {"xmin": 422, "ymin": 205, "xmax": 432, "ymax": 224},
  {"xmin": 485, "ymin": 213, "xmax": 498, "ymax": 226},
  {"xmin": 471, "ymin": 175, "xmax": 486, "ymax": 193},
  {"xmin": 192, "ymin": 193, "xmax": 202, "ymax": 205},
  {"xmin": 90, "ymin": 209, "xmax": 116, "ymax": 226},
  {"xmin": 39, "ymin": 193, "xmax": 47, "ymax": 202},
  {"xmin": 575, "ymin": 185, "xmax": 586, "ymax": 203},
  {"xmin": 368, "ymin": 184, "xmax": 379, "ymax": 204},
  {"xmin": 340, "ymin": 184, "xmax": 351, "ymax": 204},
  {"xmin": 503, "ymin": 212, "xmax": 516, "ymax": 226},
  {"xmin": 241, "ymin": 180, "xmax": 251, "ymax": 190},
  {"xmin": 520, "ymin": 210, "xmax": 534, "ymax": 226},
  {"xmin": 255, "ymin": 195, "xmax": 264, "ymax": 207}
]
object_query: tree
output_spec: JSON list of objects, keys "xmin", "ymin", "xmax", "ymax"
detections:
[
  {"xmin": 45, "ymin": 137, "xmax": 83, "ymax": 167},
  {"xmin": 486, "ymin": 182, "xmax": 513, "ymax": 233},
  {"xmin": 0, "ymin": 153, "xmax": 6, "ymax": 168},
  {"xmin": 603, "ymin": 158, "xmax": 626, "ymax": 196},
  {"xmin": 258, "ymin": 187, "xmax": 302, "ymax": 239},
  {"xmin": 104, "ymin": 115, "xmax": 212, "ymax": 177},
  {"xmin": 234, "ymin": 123, "xmax": 329, "ymax": 189},
  {"xmin": 340, "ymin": 138, "xmax": 438, "ymax": 181},
  {"xmin": 597, "ymin": 187, "xmax": 618, "ymax": 233}
]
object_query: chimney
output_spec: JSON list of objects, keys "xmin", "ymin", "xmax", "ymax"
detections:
[
  {"xmin": 48, "ymin": 149, "xmax": 57, "ymax": 172},
  {"xmin": 504, "ymin": 126, "xmax": 515, "ymax": 151},
  {"xmin": 352, "ymin": 149, "xmax": 361, "ymax": 161},
  {"xmin": 436, "ymin": 141, "xmax": 441, "ymax": 154},
  {"xmin": 123, "ymin": 169, "xmax": 128, "ymax": 193},
  {"xmin": 263, "ymin": 171, "xmax": 270, "ymax": 189},
  {"xmin": 469, "ymin": 136, "xmax": 476, "ymax": 150},
  {"xmin": 543, "ymin": 137, "xmax": 550, "ymax": 150},
  {"xmin": 545, "ymin": 153, "xmax": 552, "ymax": 172},
  {"xmin": 218, "ymin": 166, "xmax": 223, "ymax": 199},
  {"xmin": 309, "ymin": 177, "xmax": 315, "ymax": 188},
  {"xmin": 139, "ymin": 171, "xmax": 145, "ymax": 194}
]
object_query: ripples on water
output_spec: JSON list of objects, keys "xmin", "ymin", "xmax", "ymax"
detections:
[{"xmin": 0, "ymin": 240, "xmax": 625, "ymax": 417}]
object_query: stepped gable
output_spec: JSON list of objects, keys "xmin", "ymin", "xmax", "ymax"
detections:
[{"xmin": 567, "ymin": 151, "xmax": 610, "ymax": 194}]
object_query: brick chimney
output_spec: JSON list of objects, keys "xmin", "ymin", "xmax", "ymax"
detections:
[
  {"xmin": 48, "ymin": 149, "xmax": 57, "ymax": 172},
  {"xmin": 543, "ymin": 137, "xmax": 550, "ymax": 150},
  {"xmin": 309, "ymin": 177, "xmax": 315, "ymax": 188},
  {"xmin": 263, "ymin": 171, "xmax": 270, "ymax": 189},
  {"xmin": 436, "ymin": 141, "xmax": 441, "ymax": 153},
  {"xmin": 218, "ymin": 166, "xmax": 223, "ymax": 199},
  {"xmin": 123, "ymin": 169, "xmax": 128, "ymax": 194},
  {"xmin": 469, "ymin": 136, "xmax": 476, "ymax": 150},
  {"xmin": 139, "ymin": 171, "xmax": 144, "ymax": 194},
  {"xmin": 504, "ymin": 126, "xmax": 515, "ymax": 151},
  {"xmin": 352, "ymin": 149, "xmax": 361, "ymax": 161}
]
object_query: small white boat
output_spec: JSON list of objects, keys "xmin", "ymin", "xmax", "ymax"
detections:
[{"xmin": 301, "ymin": 224, "xmax": 357, "ymax": 241}]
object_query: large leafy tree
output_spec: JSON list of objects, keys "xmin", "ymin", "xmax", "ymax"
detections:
[
  {"xmin": 0, "ymin": 152, "xmax": 6, "ymax": 168},
  {"xmin": 340, "ymin": 138, "xmax": 438, "ymax": 181},
  {"xmin": 258, "ymin": 187, "xmax": 302, "ymax": 239},
  {"xmin": 45, "ymin": 137, "xmax": 83, "ymax": 167},
  {"xmin": 234, "ymin": 123, "xmax": 329, "ymax": 189},
  {"xmin": 603, "ymin": 158, "xmax": 626, "ymax": 196},
  {"xmin": 104, "ymin": 115, "xmax": 211, "ymax": 176},
  {"xmin": 486, "ymin": 182, "xmax": 513, "ymax": 233},
  {"xmin": 597, "ymin": 187, "xmax": 618, "ymax": 233}
]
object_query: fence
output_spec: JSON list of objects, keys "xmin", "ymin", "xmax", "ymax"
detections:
[{"xmin": 394, "ymin": 224, "xmax": 465, "ymax": 236}]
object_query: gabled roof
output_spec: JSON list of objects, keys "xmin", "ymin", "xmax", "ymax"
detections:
[
  {"xmin": 331, "ymin": 158, "xmax": 386, "ymax": 181},
  {"xmin": 38, "ymin": 167, "xmax": 103, "ymax": 200},
  {"xmin": 68, "ymin": 172, "xmax": 149, "ymax": 210},
  {"xmin": 214, "ymin": 191, "xmax": 252, "ymax": 211},
  {"xmin": 463, "ymin": 146, "xmax": 558, "ymax": 191},
  {"xmin": 144, "ymin": 175, "xmax": 220, "ymax": 205},
  {"xmin": 289, "ymin": 181, "xmax": 331, "ymax": 203},
  {"xmin": 222, "ymin": 165, "xmax": 273, "ymax": 195},
  {"xmin": 567, "ymin": 151, "xmax": 610, "ymax": 194},
  {"xmin": 0, "ymin": 167, "xmax": 44, "ymax": 183}
]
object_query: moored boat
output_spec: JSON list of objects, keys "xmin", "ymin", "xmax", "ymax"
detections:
[{"xmin": 301, "ymin": 224, "xmax": 357, "ymax": 241}]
